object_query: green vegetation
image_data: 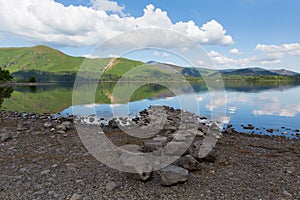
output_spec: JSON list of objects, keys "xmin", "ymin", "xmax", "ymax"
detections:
[
  {"xmin": 1, "ymin": 45, "xmax": 300, "ymax": 83},
  {"xmin": 0, "ymin": 67, "xmax": 12, "ymax": 82},
  {"xmin": 0, "ymin": 86, "xmax": 13, "ymax": 108}
]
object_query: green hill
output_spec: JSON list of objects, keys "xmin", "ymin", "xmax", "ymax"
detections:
[
  {"xmin": 0, "ymin": 45, "xmax": 299, "ymax": 82},
  {"xmin": 0, "ymin": 45, "xmax": 84, "ymax": 73}
]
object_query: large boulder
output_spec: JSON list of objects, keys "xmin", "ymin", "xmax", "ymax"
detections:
[
  {"xmin": 160, "ymin": 165, "xmax": 189, "ymax": 186},
  {"xmin": 176, "ymin": 155, "xmax": 200, "ymax": 171}
]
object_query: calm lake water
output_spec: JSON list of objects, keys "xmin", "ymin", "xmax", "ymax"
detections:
[{"xmin": 1, "ymin": 81, "xmax": 300, "ymax": 138}]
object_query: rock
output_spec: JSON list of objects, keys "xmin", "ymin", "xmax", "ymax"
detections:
[
  {"xmin": 66, "ymin": 163, "xmax": 78, "ymax": 170},
  {"xmin": 76, "ymin": 179, "xmax": 85, "ymax": 187},
  {"xmin": 266, "ymin": 129, "xmax": 273, "ymax": 133},
  {"xmin": 242, "ymin": 124, "xmax": 254, "ymax": 130},
  {"xmin": 62, "ymin": 121, "xmax": 71, "ymax": 126},
  {"xmin": 224, "ymin": 128, "xmax": 234, "ymax": 134},
  {"xmin": 108, "ymin": 119, "xmax": 118, "ymax": 129},
  {"xmin": 160, "ymin": 165, "xmax": 189, "ymax": 186},
  {"xmin": 41, "ymin": 170, "xmax": 51, "ymax": 175},
  {"xmin": 105, "ymin": 181, "xmax": 117, "ymax": 192},
  {"xmin": 153, "ymin": 136, "xmax": 168, "ymax": 143},
  {"xmin": 57, "ymin": 130, "xmax": 66, "ymax": 134},
  {"xmin": 282, "ymin": 190, "xmax": 294, "ymax": 199},
  {"xmin": 120, "ymin": 152, "xmax": 153, "ymax": 181},
  {"xmin": 89, "ymin": 117, "xmax": 95, "ymax": 123},
  {"xmin": 188, "ymin": 140, "xmax": 203, "ymax": 158},
  {"xmin": 164, "ymin": 141, "xmax": 188, "ymax": 156},
  {"xmin": 176, "ymin": 155, "xmax": 200, "ymax": 171},
  {"xmin": 56, "ymin": 125, "xmax": 67, "ymax": 131},
  {"xmin": 120, "ymin": 144, "xmax": 141, "ymax": 153},
  {"xmin": 143, "ymin": 140, "xmax": 164, "ymax": 152},
  {"xmin": 1, "ymin": 132, "xmax": 12, "ymax": 142},
  {"xmin": 70, "ymin": 193, "xmax": 82, "ymax": 200},
  {"xmin": 33, "ymin": 189, "xmax": 46, "ymax": 197},
  {"xmin": 44, "ymin": 122, "xmax": 53, "ymax": 128}
]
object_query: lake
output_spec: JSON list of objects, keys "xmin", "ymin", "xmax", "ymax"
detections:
[{"xmin": 1, "ymin": 81, "xmax": 300, "ymax": 138}]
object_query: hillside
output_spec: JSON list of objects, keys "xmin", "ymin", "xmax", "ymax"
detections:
[
  {"xmin": 0, "ymin": 45, "xmax": 299, "ymax": 82},
  {"xmin": 0, "ymin": 45, "xmax": 84, "ymax": 73}
]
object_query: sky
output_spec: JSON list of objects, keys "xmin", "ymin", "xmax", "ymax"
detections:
[{"xmin": 0, "ymin": 0, "xmax": 300, "ymax": 71}]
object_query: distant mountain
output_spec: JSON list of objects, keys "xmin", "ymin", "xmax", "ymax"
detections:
[
  {"xmin": 221, "ymin": 67, "xmax": 279, "ymax": 76},
  {"xmin": 270, "ymin": 69, "xmax": 299, "ymax": 76}
]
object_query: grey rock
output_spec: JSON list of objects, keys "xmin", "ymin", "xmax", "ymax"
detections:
[
  {"xmin": 106, "ymin": 181, "xmax": 117, "ymax": 192},
  {"xmin": 70, "ymin": 193, "xmax": 82, "ymax": 200},
  {"xmin": 41, "ymin": 169, "xmax": 51, "ymax": 175},
  {"xmin": 160, "ymin": 165, "xmax": 189, "ymax": 186},
  {"xmin": 57, "ymin": 130, "xmax": 66, "ymax": 134},
  {"xmin": 1, "ymin": 132, "xmax": 12, "ymax": 142},
  {"xmin": 33, "ymin": 189, "xmax": 46, "ymax": 197},
  {"xmin": 56, "ymin": 125, "xmax": 67, "ymax": 131},
  {"xmin": 108, "ymin": 119, "xmax": 118, "ymax": 129},
  {"xmin": 120, "ymin": 144, "xmax": 141, "ymax": 153},
  {"xmin": 61, "ymin": 121, "xmax": 71, "ymax": 129},
  {"xmin": 66, "ymin": 163, "xmax": 78, "ymax": 170},
  {"xmin": 176, "ymin": 155, "xmax": 200, "ymax": 171},
  {"xmin": 44, "ymin": 122, "xmax": 53, "ymax": 128},
  {"xmin": 143, "ymin": 140, "xmax": 164, "ymax": 152},
  {"xmin": 164, "ymin": 141, "xmax": 188, "ymax": 156},
  {"xmin": 153, "ymin": 136, "xmax": 168, "ymax": 143},
  {"xmin": 188, "ymin": 140, "xmax": 203, "ymax": 158}
]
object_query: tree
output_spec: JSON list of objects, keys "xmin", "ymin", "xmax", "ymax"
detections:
[
  {"xmin": 28, "ymin": 75, "xmax": 36, "ymax": 83},
  {"xmin": 0, "ymin": 67, "xmax": 13, "ymax": 82}
]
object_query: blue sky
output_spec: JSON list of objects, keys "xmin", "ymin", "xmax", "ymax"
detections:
[{"xmin": 0, "ymin": 0, "xmax": 300, "ymax": 71}]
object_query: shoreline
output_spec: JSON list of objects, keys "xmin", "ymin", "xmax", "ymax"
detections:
[{"xmin": 0, "ymin": 110, "xmax": 300, "ymax": 199}]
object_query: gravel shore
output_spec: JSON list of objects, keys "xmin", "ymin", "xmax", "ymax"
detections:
[{"xmin": 1, "ymin": 111, "xmax": 300, "ymax": 199}]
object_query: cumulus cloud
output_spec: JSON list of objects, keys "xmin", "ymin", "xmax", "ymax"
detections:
[
  {"xmin": 230, "ymin": 48, "xmax": 242, "ymax": 55},
  {"xmin": 256, "ymin": 43, "xmax": 300, "ymax": 57},
  {"xmin": 91, "ymin": 0, "xmax": 124, "ymax": 14},
  {"xmin": 208, "ymin": 51, "xmax": 250, "ymax": 67},
  {"xmin": 0, "ymin": 0, "xmax": 233, "ymax": 48}
]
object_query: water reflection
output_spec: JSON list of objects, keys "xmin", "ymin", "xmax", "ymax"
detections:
[{"xmin": 1, "ymin": 81, "xmax": 300, "ymax": 138}]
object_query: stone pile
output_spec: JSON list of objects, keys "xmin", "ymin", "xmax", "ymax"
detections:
[{"xmin": 110, "ymin": 105, "xmax": 221, "ymax": 186}]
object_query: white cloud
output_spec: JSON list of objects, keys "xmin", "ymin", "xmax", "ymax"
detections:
[
  {"xmin": 253, "ymin": 96, "xmax": 300, "ymax": 117},
  {"xmin": 207, "ymin": 51, "xmax": 281, "ymax": 68},
  {"xmin": 196, "ymin": 60, "xmax": 205, "ymax": 66},
  {"xmin": 230, "ymin": 48, "xmax": 242, "ymax": 55},
  {"xmin": 256, "ymin": 43, "xmax": 300, "ymax": 57},
  {"xmin": 153, "ymin": 51, "xmax": 160, "ymax": 56},
  {"xmin": 0, "ymin": 1, "xmax": 234, "ymax": 48},
  {"xmin": 91, "ymin": 0, "xmax": 124, "ymax": 14},
  {"xmin": 162, "ymin": 52, "xmax": 169, "ymax": 57}
]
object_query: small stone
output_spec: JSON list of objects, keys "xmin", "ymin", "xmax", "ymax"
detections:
[
  {"xmin": 33, "ymin": 189, "xmax": 46, "ymax": 197},
  {"xmin": 56, "ymin": 125, "xmax": 67, "ymax": 131},
  {"xmin": 44, "ymin": 122, "xmax": 53, "ymax": 128},
  {"xmin": 266, "ymin": 129, "xmax": 273, "ymax": 133},
  {"xmin": 76, "ymin": 179, "xmax": 85, "ymax": 187},
  {"xmin": 1, "ymin": 133, "xmax": 12, "ymax": 142},
  {"xmin": 61, "ymin": 121, "xmax": 71, "ymax": 129},
  {"xmin": 66, "ymin": 163, "xmax": 77, "ymax": 170},
  {"xmin": 70, "ymin": 193, "xmax": 82, "ymax": 200},
  {"xmin": 106, "ymin": 181, "xmax": 117, "ymax": 192},
  {"xmin": 57, "ymin": 130, "xmax": 66, "ymax": 134},
  {"xmin": 41, "ymin": 170, "xmax": 51, "ymax": 175},
  {"xmin": 160, "ymin": 165, "xmax": 189, "ymax": 186}
]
